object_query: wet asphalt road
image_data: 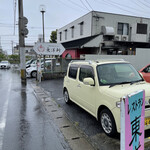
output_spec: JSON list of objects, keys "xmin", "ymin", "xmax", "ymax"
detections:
[
  {"xmin": 39, "ymin": 78, "xmax": 150, "ymax": 150},
  {"xmin": 0, "ymin": 69, "xmax": 70, "ymax": 150},
  {"xmin": 39, "ymin": 78, "xmax": 120, "ymax": 150}
]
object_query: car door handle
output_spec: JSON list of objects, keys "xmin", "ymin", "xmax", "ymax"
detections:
[{"xmin": 77, "ymin": 84, "xmax": 81, "ymax": 88}]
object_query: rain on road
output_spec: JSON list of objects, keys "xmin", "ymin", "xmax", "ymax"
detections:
[{"xmin": 0, "ymin": 69, "xmax": 70, "ymax": 150}]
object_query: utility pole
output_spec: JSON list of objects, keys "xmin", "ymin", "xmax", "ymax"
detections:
[
  {"xmin": 18, "ymin": 0, "xmax": 28, "ymax": 84},
  {"xmin": 11, "ymin": 41, "xmax": 14, "ymax": 54}
]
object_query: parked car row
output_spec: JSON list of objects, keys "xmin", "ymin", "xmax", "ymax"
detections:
[{"xmin": 26, "ymin": 59, "xmax": 52, "ymax": 78}]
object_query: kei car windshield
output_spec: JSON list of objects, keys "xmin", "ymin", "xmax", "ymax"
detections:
[
  {"xmin": 97, "ymin": 63, "xmax": 143, "ymax": 86},
  {"xmin": 1, "ymin": 61, "xmax": 8, "ymax": 64}
]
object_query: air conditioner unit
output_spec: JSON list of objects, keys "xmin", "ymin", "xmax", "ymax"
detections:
[
  {"xmin": 115, "ymin": 35, "xmax": 121, "ymax": 41},
  {"xmin": 122, "ymin": 35, "xmax": 128, "ymax": 41}
]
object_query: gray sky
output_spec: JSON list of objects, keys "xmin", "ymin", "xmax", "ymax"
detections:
[{"xmin": 1, "ymin": 0, "xmax": 150, "ymax": 54}]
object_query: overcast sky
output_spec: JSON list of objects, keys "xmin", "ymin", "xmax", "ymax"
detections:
[{"xmin": 1, "ymin": 0, "xmax": 150, "ymax": 54}]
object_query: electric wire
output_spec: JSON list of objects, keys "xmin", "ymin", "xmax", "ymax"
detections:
[
  {"xmin": 96, "ymin": 0, "xmax": 148, "ymax": 16},
  {"xmin": 85, "ymin": 0, "xmax": 93, "ymax": 10},
  {"xmin": 79, "ymin": 0, "xmax": 91, "ymax": 11},
  {"xmin": 143, "ymin": 0, "xmax": 150, "ymax": 6},
  {"xmin": 57, "ymin": 0, "xmax": 88, "ymax": 12},
  {"xmin": 136, "ymin": 0, "xmax": 150, "ymax": 9},
  {"xmin": 104, "ymin": 0, "xmax": 150, "ymax": 14},
  {"xmin": 67, "ymin": 0, "xmax": 88, "ymax": 11},
  {"xmin": 130, "ymin": 0, "xmax": 150, "ymax": 12}
]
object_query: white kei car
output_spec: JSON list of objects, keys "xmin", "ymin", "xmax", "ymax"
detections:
[{"xmin": 0, "ymin": 61, "xmax": 11, "ymax": 69}]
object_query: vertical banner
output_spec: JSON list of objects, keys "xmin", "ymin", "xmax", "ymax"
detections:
[{"xmin": 121, "ymin": 90, "xmax": 145, "ymax": 150}]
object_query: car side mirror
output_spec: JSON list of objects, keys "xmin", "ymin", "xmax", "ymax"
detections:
[{"xmin": 83, "ymin": 78, "xmax": 95, "ymax": 86}]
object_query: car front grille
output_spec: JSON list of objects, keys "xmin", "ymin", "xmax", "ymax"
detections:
[{"xmin": 0, "ymin": 65, "xmax": 6, "ymax": 68}]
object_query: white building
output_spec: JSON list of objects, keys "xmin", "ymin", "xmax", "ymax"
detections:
[
  {"xmin": 14, "ymin": 44, "xmax": 36, "ymax": 57},
  {"xmin": 57, "ymin": 11, "xmax": 150, "ymax": 58}
]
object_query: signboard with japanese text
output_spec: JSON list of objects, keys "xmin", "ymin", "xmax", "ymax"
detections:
[
  {"xmin": 121, "ymin": 90, "xmax": 145, "ymax": 150},
  {"xmin": 33, "ymin": 42, "xmax": 65, "ymax": 56}
]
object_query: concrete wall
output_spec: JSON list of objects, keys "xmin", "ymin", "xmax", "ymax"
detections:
[
  {"xmin": 57, "ymin": 12, "xmax": 92, "ymax": 43},
  {"xmin": 85, "ymin": 48, "xmax": 150, "ymax": 70}
]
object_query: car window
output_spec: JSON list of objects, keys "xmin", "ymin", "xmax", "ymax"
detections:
[
  {"xmin": 79, "ymin": 66, "xmax": 94, "ymax": 82},
  {"xmin": 144, "ymin": 66, "xmax": 150, "ymax": 73},
  {"xmin": 97, "ymin": 63, "xmax": 142, "ymax": 85},
  {"xmin": 68, "ymin": 65, "xmax": 78, "ymax": 79}
]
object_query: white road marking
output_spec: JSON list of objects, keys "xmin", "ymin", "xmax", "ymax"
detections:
[{"xmin": 0, "ymin": 80, "xmax": 12, "ymax": 150}]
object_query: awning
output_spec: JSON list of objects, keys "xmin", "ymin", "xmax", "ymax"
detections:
[{"xmin": 62, "ymin": 35, "xmax": 101, "ymax": 50}]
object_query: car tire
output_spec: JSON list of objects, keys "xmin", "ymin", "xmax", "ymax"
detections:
[
  {"xmin": 99, "ymin": 109, "xmax": 117, "ymax": 137},
  {"xmin": 31, "ymin": 71, "xmax": 37, "ymax": 78},
  {"xmin": 63, "ymin": 89, "xmax": 71, "ymax": 104}
]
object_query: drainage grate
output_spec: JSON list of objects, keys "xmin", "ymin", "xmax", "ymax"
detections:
[
  {"xmin": 62, "ymin": 125, "xmax": 70, "ymax": 128},
  {"xmin": 71, "ymin": 137, "xmax": 80, "ymax": 140},
  {"xmin": 56, "ymin": 117, "xmax": 63, "ymax": 119}
]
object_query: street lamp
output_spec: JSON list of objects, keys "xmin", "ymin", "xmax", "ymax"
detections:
[
  {"xmin": 39, "ymin": 5, "xmax": 46, "ymax": 42},
  {"xmin": 39, "ymin": 5, "xmax": 46, "ymax": 73}
]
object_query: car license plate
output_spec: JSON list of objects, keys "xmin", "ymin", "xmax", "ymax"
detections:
[{"xmin": 145, "ymin": 117, "xmax": 150, "ymax": 126}]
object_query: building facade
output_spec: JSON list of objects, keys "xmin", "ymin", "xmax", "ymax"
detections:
[
  {"xmin": 13, "ymin": 44, "xmax": 36, "ymax": 57},
  {"xmin": 57, "ymin": 11, "xmax": 150, "ymax": 59}
]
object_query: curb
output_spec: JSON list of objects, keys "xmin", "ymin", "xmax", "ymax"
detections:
[{"xmin": 31, "ymin": 82, "xmax": 95, "ymax": 150}]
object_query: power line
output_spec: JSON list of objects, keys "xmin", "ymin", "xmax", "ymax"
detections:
[
  {"xmin": 143, "ymin": 0, "xmax": 150, "ymax": 6},
  {"xmin": 80, "ymin": 0, "xmax": 91, "ymax": 11},
  {"xmin": 85, "ymin": 0, "xmax": 93, "ymax": 10},
  {"xmin": 96, "ymin": 0, "xmax": 148, "ymax": 16},
  {"xmin": 136, "ymin": 0, "xmax": 150, "ymax": 9},
  {"xmin": 104, "ymin": 0, "xmax": 150, "ymax": 14},
  {"xmin": 68, "ymin": 0, "xmax": 88, "ymax": 11},
  {"xmin": 57, "ymin": 0, "xmax": 88, "ymax": 12}
]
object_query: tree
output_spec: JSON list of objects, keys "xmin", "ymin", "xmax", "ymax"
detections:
[
  {"xmin": 8, "ymin": 54, "xmax": 20, "ymax": 64},
  {"xmin": 0, "ymin": 53, "xmax": 6, "ymax": 61},
  {"xmin": 49, "ymin": 30, "xmax": 57, "ymax": 43}
]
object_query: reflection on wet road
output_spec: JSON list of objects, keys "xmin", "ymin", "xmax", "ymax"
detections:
[{"xmin": 0, "ymin": 69, "xmax": 70, "ymax": 150}]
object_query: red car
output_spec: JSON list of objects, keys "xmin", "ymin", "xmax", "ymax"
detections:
[{"xmin": 139, "ymin": 64, "xmax": 150, "ymax": 83}]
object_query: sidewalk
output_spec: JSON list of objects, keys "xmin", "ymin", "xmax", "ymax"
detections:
[
  {"xmin": 32, "ymin": 78, "xmax": 150, "ymax": 150},
  {"xmin": 32, "ymin": 81, "xmax": 95, "ymax": 150}
]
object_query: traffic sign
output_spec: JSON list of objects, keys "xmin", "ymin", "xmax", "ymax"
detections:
[{"xmin": 33, "ymin": 42, "xmax": 65, "ymax": 55}]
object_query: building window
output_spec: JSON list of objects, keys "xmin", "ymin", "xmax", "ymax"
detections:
[
  {"xmin": 71, "ymin": 26, "xmax": 74, "ymax": 38},
  {"xmin": 137, "ymin": 23, "xmax": 147, "ymax": 34},
  {"xmin": 117, "ymin": 23, "xmax": 129, "ymax": 35},
  {"xmin": 80, "ymin": 22, "xmax": 84, "ymax": 36},
  {"xmin": 59, "ymin": 32, "xmax": 62, "ymax": 41},
  {"xmin": 64, "ymin": 29, "xmax": 67, "ymax": 40}
]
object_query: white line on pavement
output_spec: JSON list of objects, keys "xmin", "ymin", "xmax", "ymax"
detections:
[{"xmin": 0, "ymin": 79, "xmax": 12, "ymax": 150}]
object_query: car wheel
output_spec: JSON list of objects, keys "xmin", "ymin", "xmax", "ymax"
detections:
[
  {"xmin": 31, "ymin": 71, "xmax": 37, "ymax": 78},
  {"xmin": 64, "ymin": 89, "xmax": 71, "ymax": 104},
  {"xmin": 100, "ymin": 109, "xmax": 117, "ymax": 136}
]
